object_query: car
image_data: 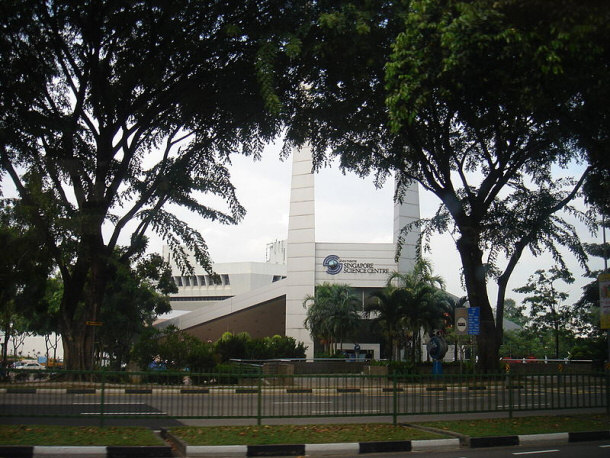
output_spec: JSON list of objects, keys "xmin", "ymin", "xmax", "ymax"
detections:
[{"xmin": 19, "ymin": 361, "xmax": 45, "ymax": 370}]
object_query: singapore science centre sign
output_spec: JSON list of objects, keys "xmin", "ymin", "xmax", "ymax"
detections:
[{"xmin": 322, "ymin": 254, "xmax": 390, "ymax": 276}]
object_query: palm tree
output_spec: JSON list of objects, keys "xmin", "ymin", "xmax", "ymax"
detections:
[
  {"xmin": 401, "ymin": 284, "xmax": 453, "ymax": 362},
  {"xmin": 365, "ymin": 286, "xmax": 409, "ymax": 360},
  {"xmin": 383, "ymin": 258, "xmax": 452, "ymax": 362},
  {"xmin": 303, "ymin": 283, "xmax": 361, "ymax": 355},
  {"xmin": 388, "ymin": 258, "xmax": 445, "ymax": 290}
]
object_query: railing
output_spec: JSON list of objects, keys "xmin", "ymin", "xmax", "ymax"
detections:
[{"xmin": 1, "ymin": 368, "xmax": 607, "ymax": 426}]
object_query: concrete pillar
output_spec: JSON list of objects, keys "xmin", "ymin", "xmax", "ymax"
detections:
[
  {"xmin": 285, "ymin": 145, "xmax": 316, "ymax": 359},
  {"xmin": 393, "ymin": 181, "xmax": 420, "ymax": 274}
]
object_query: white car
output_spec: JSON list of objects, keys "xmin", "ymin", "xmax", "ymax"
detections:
[{"xmin": 19, "ymin": 361, "xmax": 45, "ymax": 370}]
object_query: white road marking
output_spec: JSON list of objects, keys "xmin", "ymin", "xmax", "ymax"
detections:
[
  {"xmin": 273, "ymin": 401, "xmax": 332, "ymax": 404},
  {"xmin": 512, "ymin": 450, "xmax": 559, "ymax": 455},
  {"xmin": 81, "ymin": 412, "xmax": 166, "ymax": 415},
  {"xmin": 496, "ymin": 404, "xmax": 550, "ymax": 408},
  {"xmin": 312, "ymin": 410, "xmax": 381, "ymax": 414},
  {"xmin": 73, "ymin": 402, "xmax": 146, "ymax": 405}
]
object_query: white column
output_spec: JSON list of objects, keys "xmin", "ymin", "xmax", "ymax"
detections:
[
  {"xmin": 285, "ymin": 145, "xmax": 316, "ymax": 359},
  {"xmin": 393, "ymin": 181, "xmax": 420, "ymax": 274}
]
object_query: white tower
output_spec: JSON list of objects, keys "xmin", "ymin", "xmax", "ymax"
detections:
[
  {"xmin": 285, "ymin": 146, "xmax": 316, "ymax": 359},
  {"xmin": 393, "ymin": 181, "xmax": 420, "ymax": 274}
]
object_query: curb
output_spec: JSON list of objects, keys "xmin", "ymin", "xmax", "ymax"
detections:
[
  {"xmin": 468, "ymin": 430, "xmax": 610, "ymax": 448},
  {"xmin": 0, "ymin": 446, "xmax": 172, "ymax": 457},
  {"xmin": 159, "ymin": 429, "xmax": 610, "ymax": 456},
  {"xmin": 469, "ymin": 435, "xmax": 519, "ymax": 448},
  {"xmin": 1, "ymin": 429, "xmax": 608, "ymax": 457},
  {"xmin": 0, "ymin": 384, "xmax": 540, "ymax": 395}
]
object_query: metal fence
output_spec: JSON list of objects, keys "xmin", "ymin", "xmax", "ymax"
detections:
[{"xmin": 1, "ymin": 368, "xmax": 608, "ymax": 425}]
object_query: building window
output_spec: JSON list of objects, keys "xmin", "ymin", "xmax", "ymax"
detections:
[{"xmin": 170, "ymin": 296, "xmax": 233, "ymax": 302}]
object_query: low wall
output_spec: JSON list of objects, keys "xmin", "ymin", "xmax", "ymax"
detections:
[
  {"xmin": 501, "ymin": 361, "xmax": 596, "ymax": 375},
  {"xmin": 263, "ymin": 361, "xmax": 367, "ymax": 375},
  {"xmin": 261, "ymin": 360, "xmax": 598, "ymax": 377}
]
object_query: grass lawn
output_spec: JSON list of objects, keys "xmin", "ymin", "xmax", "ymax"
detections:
[
  {"xmin": 169, "ymin": 424, "xmax": 447, "ymax": 445},
  {"xmin": 0, "ymin": 425, "xmax": 164, "ymax": 446},
  {"xmin": 1, "ymin": 414, "xmax": 608, "ymax": 446},
  {"xmin": 415, "ymin": 414, "xmax": 610, "ymax": 437}
]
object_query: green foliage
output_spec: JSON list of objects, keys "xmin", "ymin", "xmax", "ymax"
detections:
[
  {"xmin": 0, "ymin": 199, "xmax": 54, "ymax": 366},
  {"xmin": 570, "ymin": 239, "xmax": 609, "ymax": 340},
  {"xmin": 248, "ymin": 335, "xmax": 306, "ymax": 360},
  {"xmin": 385, "ymin": 0, "xmax": 600, "ymax": 370},
  {"xmin": 303, "ymin": 283, "xmax": 361, "ymax": 354},
  {"xmin": 282, "ymin": 0, "xmax": 608, "ymax": 372},
  {"xmin": 387, "ymin": 360, "xmax": 416, "ymax": 376},
  {"xmin": 133, "ymin": 328, "xmax": 306, "ymax": 372},
  {"xmin": 514, "ymin": 267, "xmax": 574, "ymax": 358},
  {"xmin": 366, "ymin": 259, "xmax": 452, "ymax": 362},
  {"xmin": 98, "ymin": 249, "xmax": 176, "ymax": 369},
  {"xmin": 131, "ymin": 326, "xmax": 216, "ymax": 372},
  {"xmin": 503, "ymin": 298, "xmax": 527, "ymax": 328},
  {"xmin": 215, "ymin": 332, "xmax": 306, "ymax": 362},
  {"xmin": 500, "ymin": 330, "xmax": 546, "ymax": 359},
  {"xmin": 366, "ymin": 287, "xmax": 409, "ymax": 361},
  {"xmin": 215, "ymin": 332, "xmax": 252, "ymax": 362},
  {"xmin": 570, "ymin": 337, "xmax": 607, "ymax": 361},
  {"xmin": 0, "ymin": 0, "xmax": 296, "ymax": 370}
]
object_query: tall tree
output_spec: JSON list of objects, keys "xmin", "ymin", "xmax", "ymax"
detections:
[
  {"xmin": 0, "ymin": 1, "xmax": 296, "ymax": 370},
  {"xmin": 282, "ymin": 0, "xmax": 608, "ymax": 370}
]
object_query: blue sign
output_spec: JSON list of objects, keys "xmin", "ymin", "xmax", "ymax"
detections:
[
  {"xmin": 468, "ymin": 307, "xmax": 480, "ymax": 335},
  {"xmin": 323, "ymin": 255, "xmax": 343, "ymax": 275}
]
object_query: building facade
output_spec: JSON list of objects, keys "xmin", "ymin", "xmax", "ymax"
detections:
[{"xmin": 158, "ymin": 146, "xmax": 420, "ymax": 359}]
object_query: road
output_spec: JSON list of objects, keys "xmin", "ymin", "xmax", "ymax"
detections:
[
  {"xmin": 356, "ymin": 441, "xmax": 610, "ymax": 458},
  {"xmin": 1, "ymin": 383, "xmax": 605, "ymax": 418},
  {"xmin": 0, "ymin": 382, "xmax": 605, "ymax": 429}
]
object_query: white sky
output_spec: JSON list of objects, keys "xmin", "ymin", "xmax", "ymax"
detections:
[{"xmin": 149, "ymin": 140, "xmax": 605, "ymax": 310}]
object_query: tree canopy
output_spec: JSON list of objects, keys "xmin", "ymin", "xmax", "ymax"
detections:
[
  {"xmin": 281, "ymin": 0, "xmax": 609, "ymax": 371},
  {"xmin": 0, "ymin": 0, "xmax": 298, "ymax": 370}
]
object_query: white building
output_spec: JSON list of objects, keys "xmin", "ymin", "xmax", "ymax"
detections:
[{"xmin": 158, "ymin": 146, "xmax": 420, "ymax": 359}]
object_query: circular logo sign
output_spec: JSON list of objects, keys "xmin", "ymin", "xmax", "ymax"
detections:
[
  {"xmin": 456, "ymin": 317, "xmax": 467, "ymax": 332},
  {"xmin": 323, "ymin": 255, "xmax": 343, "ymax": 275}
]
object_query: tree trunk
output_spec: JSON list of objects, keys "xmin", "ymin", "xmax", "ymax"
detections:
[
  {"xmin": 456, "ymin": 232, "xmax": 500, "ymax": 372},
  {"xmin": 59, "ymin": 248, "xmax": 108, "ymax": 372},
  {"xmin": 553, "ymin": 311, "xmax": 560, "ymax": 358},
  {"xmin": 1, "ymin": 324, "xmax": 8, "ymax": 367},
  {"xmin": 411, "ymin": 333, "xmax": 416, "ymax": 362}
]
